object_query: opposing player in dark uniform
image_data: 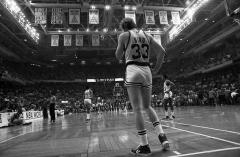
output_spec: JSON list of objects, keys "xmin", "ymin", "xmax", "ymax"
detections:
[
  {"xmin": 49, "ymin": 92, "xmax": 56, "ymax": 123},
  {"xmin": 115, "ymin": 18, "xmax": 169, "ymax": 155},
  {"xmin": 162, "ymin": 75, "xmax": 175, "ymax": 120},
  {"xmin": 84, "ymin": 86, "xmax": 93, "ymax": 121}
]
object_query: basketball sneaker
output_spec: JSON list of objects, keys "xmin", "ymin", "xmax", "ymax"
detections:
[
  {"xmin": 131, "ymin": 144, "xmax": 151, "ymax": 156},
  {"xmin": 163, "ymin": 116, "xmax": 169, "ymax": 120},
  {"xmin": 158, "ymin": 133, "xmax": 170, "ymax": 151}
]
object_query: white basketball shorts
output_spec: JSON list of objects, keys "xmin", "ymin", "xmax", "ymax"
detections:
[
  {"xmin": 84, "ymin": 99, "xmax": 92, "ymax": 105},
  {"xmin": 125, "ymin": 65, "xmax": 152, "ymax": 88}
]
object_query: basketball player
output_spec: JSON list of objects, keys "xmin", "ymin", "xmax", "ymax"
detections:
[
  {"xmin": 115, "ymin": 18, "xmax": 169, "ymax": 155},
  {"xmin": 49, "ymin": 92, "xmax": 56, "ymax": 123},
  {"xmin": 162, "ymin": 75, "xmax": 175, "ymax": 120},
  {"xmin": 96, "ymin": 96, "xmax": 101, "ymax": 113},
  {"xmin": 84, "ymin": 86, "xmax": 93, "ymax": 121}
]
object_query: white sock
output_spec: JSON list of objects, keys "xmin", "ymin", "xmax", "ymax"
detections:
[
  {"xmin": 170, "ymin": 111, "xmax": 174, "ymax": 117},
  {"xmin": 139, "ymin": 134, "xmax": 148, "ymax": 146},
  {"xmin": 153, "ymin": 121, "xmax": 164, "ymax": 134},
  {"xmin": 87, "ymin": 114, "xmax": 90, "ymax": 119},
  {"xmin": 138, "ymin": 130, "xmax": 148, "ymax": 146},
  {"xmin": 165, "ymin": 111, "xmax": 168, "ymax": 117}
]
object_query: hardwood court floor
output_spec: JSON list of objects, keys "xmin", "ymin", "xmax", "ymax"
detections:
[{"xmin": 0, "ymin": 105, "xmax": 240, "ymax": 157}]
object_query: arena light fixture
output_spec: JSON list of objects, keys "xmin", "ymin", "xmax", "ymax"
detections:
[
  {"xmin": 105, "ymin": 5, "xmax": 111, "ymax": 10},
  {"xmin": 103, "ymin": 28, "xmax": 108, "ymax": 33},
  {"xmin": 168, "ymin": 0, "xmax": 210, "ymax": 42},
  {"xmin": 91, "ymin": 5, "xmax": 96, "ymax": 9},
  {"xmin": 0, "ymin": 0, "xmax": 40, "ymax": 43},
  {"xmin": 124, "ymin": 5, "xmax": 130, "ymax": 10},
  {"xmin": 132, "ymin": 6, "xmax": 137, "ymax": 10}
]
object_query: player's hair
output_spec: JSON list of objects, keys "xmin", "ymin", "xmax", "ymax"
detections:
[
  {"xmin": 85, "ymin": 86, "xmax": 90, "ymax": 90},
  {"xmin": 163, "ymin": 74, "xmax": 168, "ymax": 80},
  {"xmin": 120, "ymin": 18, "xmax": 137, "ymax": 31}
]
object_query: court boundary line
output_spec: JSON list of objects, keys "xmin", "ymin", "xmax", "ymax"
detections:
[
  {"xmin": 168, "ymin": 146, "xmax": 240, "ymax": 157},
  {"xmin": 145, "ymin": 121, "xmax": 240, "ymax": 146},
  {"xmin": 0, "ymin": 133, "xmax": 29, "ymax": 144},
  {"xmin": 161, "ymin": 120, "xmax": 240, "ymax": 135}
]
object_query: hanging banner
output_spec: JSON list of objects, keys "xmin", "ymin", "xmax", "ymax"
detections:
[
  {"xmin": 51, "ymin": 8, "xmax": 63, "ymax": 24},
  {"xmin": 35, "ymin": 8, "xmax": 47, "ymax": 24},
  {"xmin": 76, "ymin": 35, "xmax": 83, "ymax": 46},
  {"xmin": 69, "ymin": 9, "xmax": 80, "ymax": 24},
  {"xmin": 51, "ymin": 35, "xmax": 59, "ymax": 46},
  {"xmin": 159, "ymin": 11, "xmax": 168, "ymax": 25},
  {"xmin": 92, "ymin": 34, "xmax": 99, "ymax": 46},
  {"xmin": 153, "ymin": 34, "xmax": 161, "ymax": 45},
  {"xmin": 171, "ymin": 11, "xmax": 181, "ymax": 25},
  {"xmin": 64, "ymin": 35, "xmax": 72, "ymax": 46},
  {"xmin": 145, "ymin": 10, "xmax": 155, "ymax": 24},
  {"xmin": 125, "ymin": 11, "xmax": 136, "ymax": 24},
  {"xmin": 89, "ymin": 9, "xmax": 99, "ymax": 24}
]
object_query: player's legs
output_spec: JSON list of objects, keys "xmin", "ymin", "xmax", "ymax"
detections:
[
  {"xmin": 127, "ymin": 86, "xmax": 151, "ymax": 155},
  {"xmin": 141, "ymin": 87, "xmax": 170, "ymax": 150},
  {"xmin": 84, "ymin": 99, "xmax": 91, "ymax": 121},
  {"xmin": 169, "ymin": 98, "xmax": 175, "ymax": 119},
  {"xmin": 162, "ymin": 98, "xmax": 169, "ymax": 119}
]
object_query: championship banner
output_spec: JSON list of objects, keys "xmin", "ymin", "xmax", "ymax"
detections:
[
  {"xmin": 125, "ymin": 11, "xmax": 136, "ymax": 24},
  {"xmin": 171, "ymin": 11, "xmax": 181, "ymax": 25},
  {"xmin": 92, "ymin": 34, "xmax": 99, "ymax": 46},
  {"xmin": 89, "ymin": 9, "xmax": 99, "ymax": 24},
  {"xmin": 69, "ymin": 9, "xmax": 80, "ymax": 24},
  {"xmin": 76, "ymin": 35, "xmax": 83, "ymax": 46},
  {"xmin": 51, "ymin": 8, "xmax": 63, "ymax": 24},
  {"xmin": 145, "ymin": 10, "xmax": 155, "ymax": 24},
  {"xmin": 153, "ymin": 34, "xmax": 162, "ymax": 45},
  {"xmin": 51, "ymin": 35, "xmax": 59, "ymax": 47},
  {"xmin": 64, "ymin": 35, "xmax": 72, "ymax": 46},
  {"xmin": 35, "ymin": 8, "xmax": 47, "ymax": 24},
  {"xmin": 159, "ymin": 11, "xmax": 168, "ymax": 25}
]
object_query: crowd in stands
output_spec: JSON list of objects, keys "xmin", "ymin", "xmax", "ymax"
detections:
[
  {"xmin": 1, "ymin": 35, "xmax": 240, "ymax": 114},
  {"xmin": 160, "ymin": 36, "xmax": 240, "ymax": 77}
]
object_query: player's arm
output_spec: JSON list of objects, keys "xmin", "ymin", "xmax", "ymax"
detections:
[
  {"xmin": 115, "ymin": 32, "xmax": 128, "ymax": 60},
  {"xmin": 170, "ymin": 81, "xmax": 175, "ymax": 86},
  {"xmin": 90, "ymin": 90, "xmax": 93, "ymax": 99},
  {"xmin": 149, "ymin": 35, "xmax": 166, "ymax": 75}
]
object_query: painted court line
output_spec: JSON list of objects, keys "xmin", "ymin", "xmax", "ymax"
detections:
[
  {"xmin": 0, "ymin": 132, "xmax": 29, "ymax": 144},
  {"xmin": 145, "ymin": 121, "xmax": 240, "ymax": 146},
  {"xmin": 173, "ymin": 151, "xmax": 181, "ymax": 155},
  {"xmin": 169, "ymin": 147, "xmax": 240, "ymax": 157},
  {"xmin": 161, "ymin": 120, "xmax": 240, "ymax": 135}
]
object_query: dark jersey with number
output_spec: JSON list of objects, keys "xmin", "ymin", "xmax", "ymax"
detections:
[{"xmin": 125, "ymin": 29, "xmax": 150, "ymax": 64}]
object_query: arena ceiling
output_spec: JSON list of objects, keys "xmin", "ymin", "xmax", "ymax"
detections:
[{"xmin": 0, "ymin": 0, "xmax": 240, "ymax": 66}]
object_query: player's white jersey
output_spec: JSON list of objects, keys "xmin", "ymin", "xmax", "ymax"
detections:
[
  {"xmin": 84, "ymin": 89, "xmax": 93, "ymax": 99},
  {"xmin": 164, "ymin": 80, "xmax": 172, "ymax": 98},
  {"xmin": 125, "ymin": 29, "xmax": 150, "ymax": 64}
]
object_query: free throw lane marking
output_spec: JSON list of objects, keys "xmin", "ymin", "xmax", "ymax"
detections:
[
  {"xmin": 169, "ymin": 147, "xmax": 240, "ymax": 157},
  {"xmin": 173, "ymin": 151, "xmax": 181, "ymax": 155},
  {"xmin": 161, "ymin": 120, "xmax": 240, "ymax": 135},
  {"xmin": 145, "ymin": 121, "xmax": 240, "ymax": 146}
]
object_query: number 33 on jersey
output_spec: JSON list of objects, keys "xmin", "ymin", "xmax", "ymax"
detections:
[{"xmin": 125, "ymin": 30, "xmax": 150, "ymax": 63}]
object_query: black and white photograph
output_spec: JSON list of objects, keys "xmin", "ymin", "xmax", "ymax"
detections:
[{"xmin": 0, "ymin": 0, "xmax": 240, "ymax": 157}]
